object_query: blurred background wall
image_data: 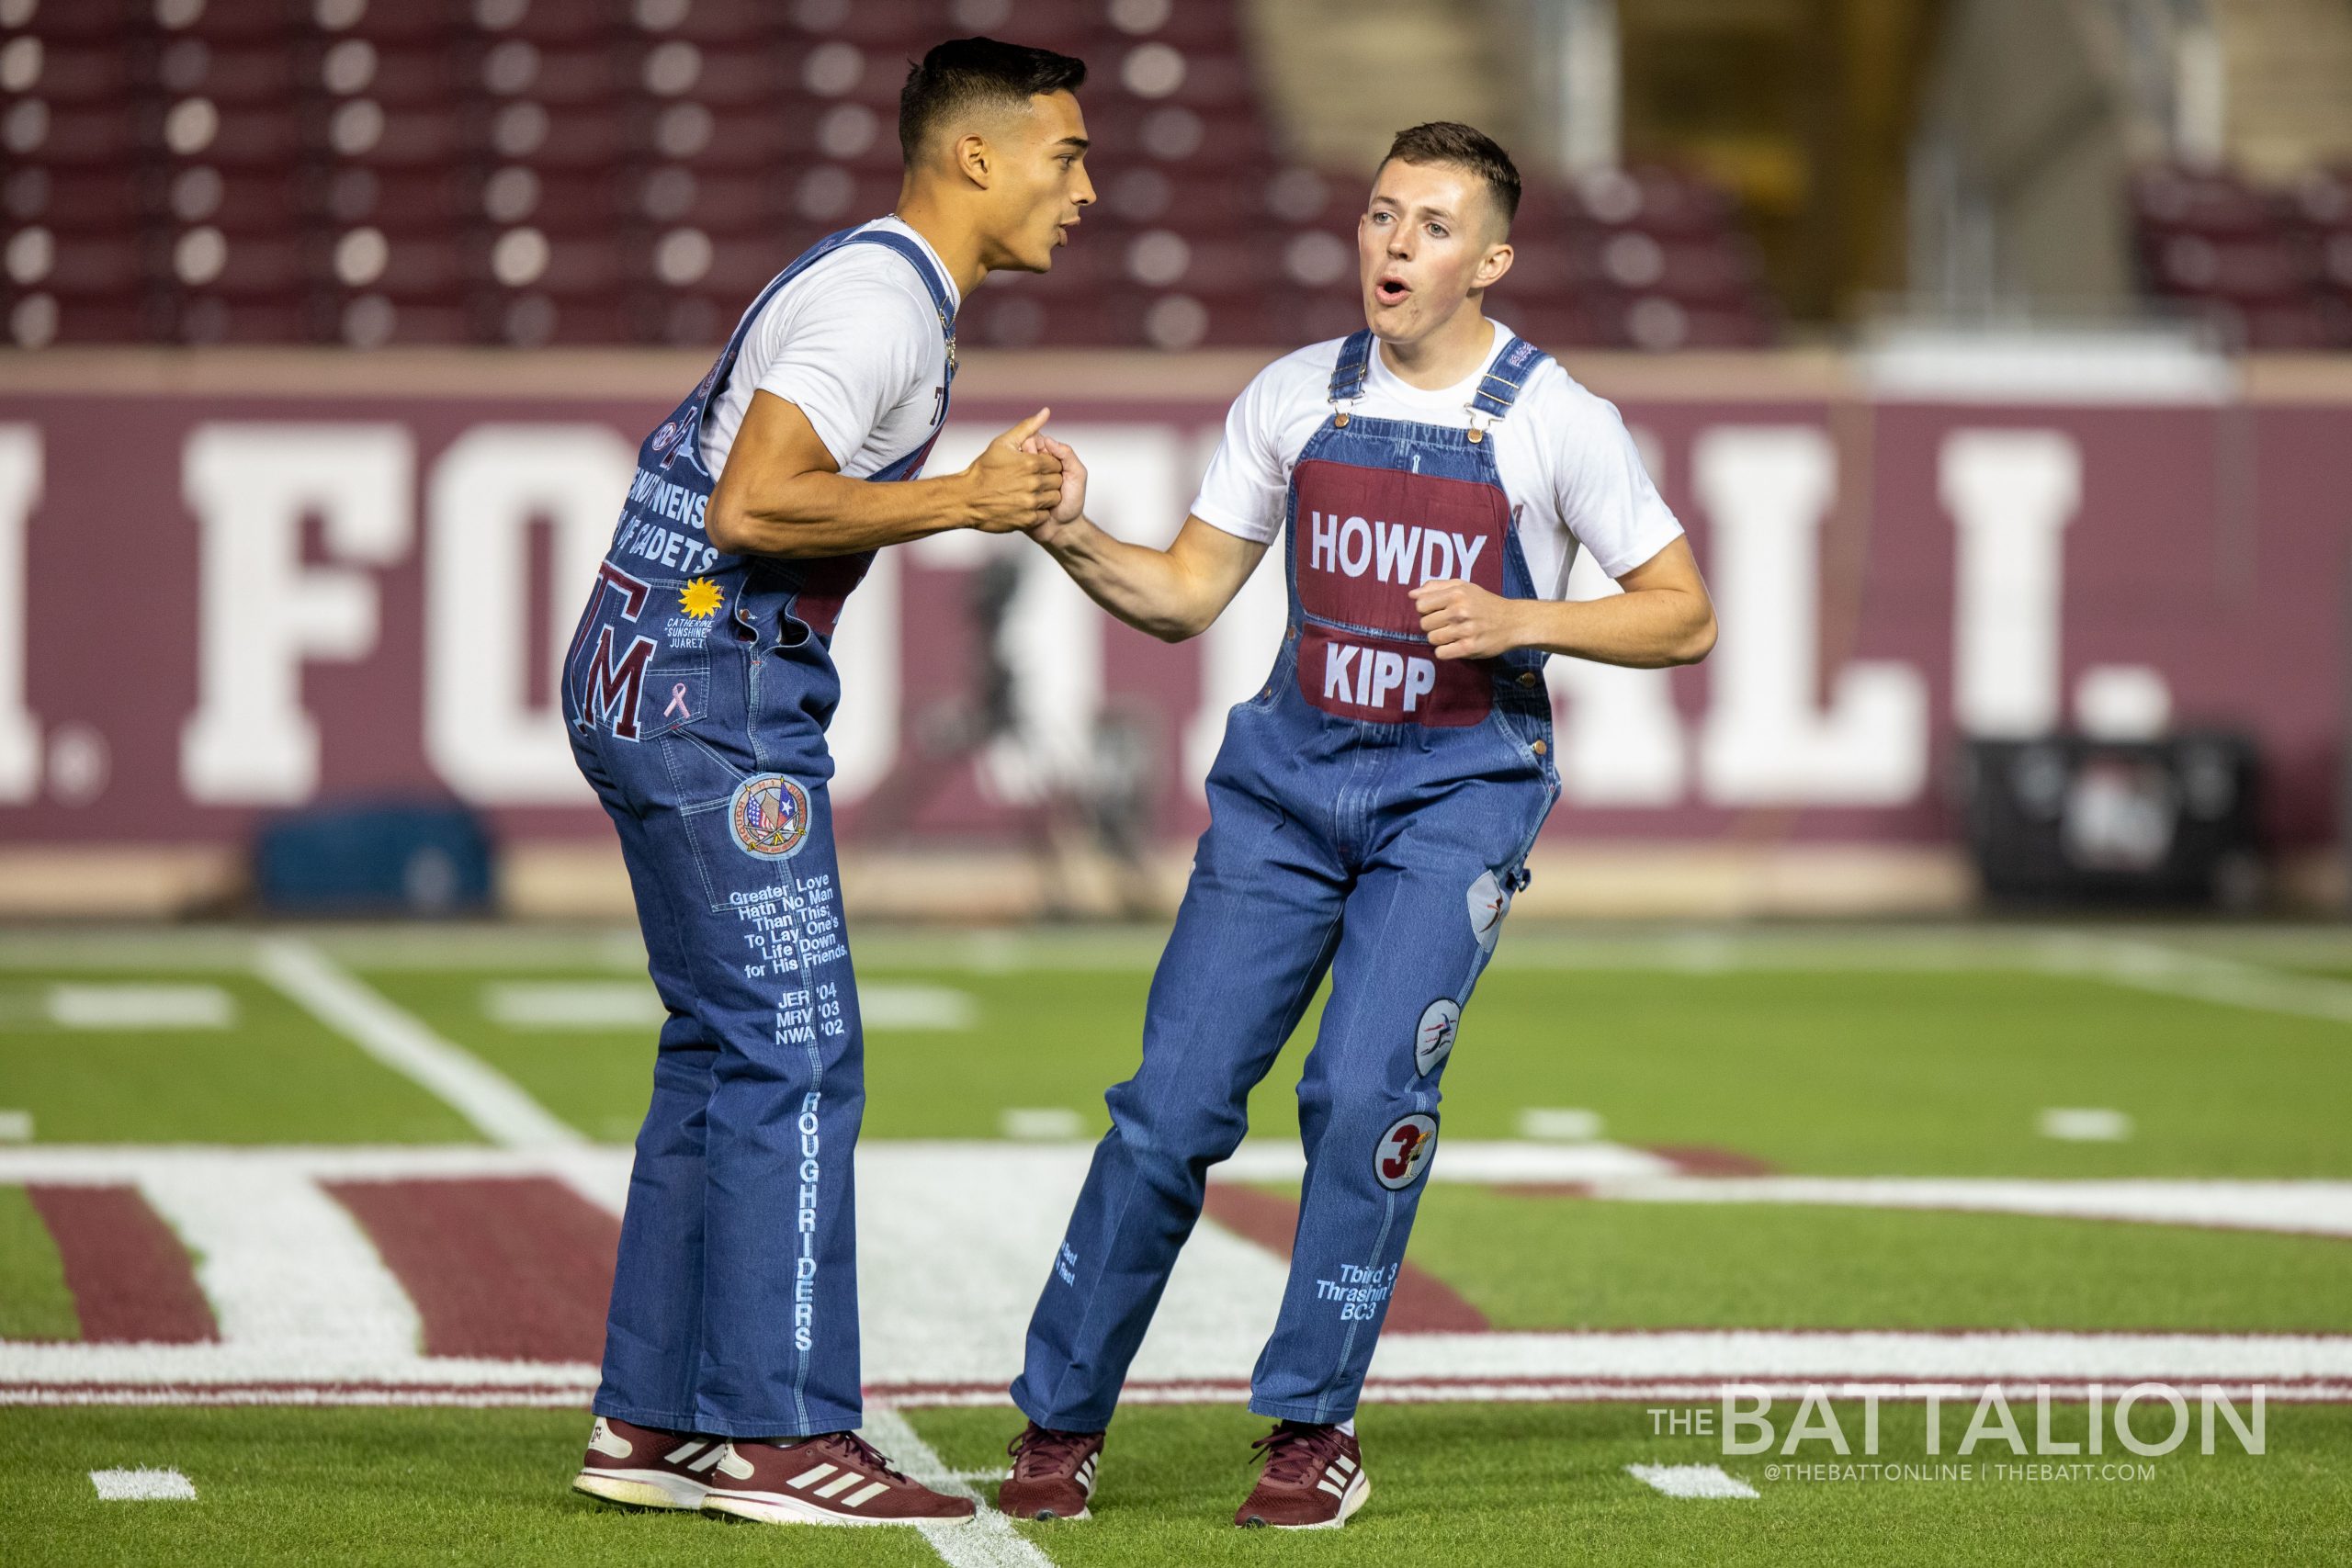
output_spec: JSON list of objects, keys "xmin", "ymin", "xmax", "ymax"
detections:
[{"xmin": 0, "ymin": 0, "xmax": 2346, "ymax": 920}]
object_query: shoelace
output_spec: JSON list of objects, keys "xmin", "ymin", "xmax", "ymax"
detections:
[
  {"xmin": 1007, "ymin": 1424, "xmax": 1097, "ymax": 1481},
  {"xmin": 1249, "ymin": 1421, "xmax": 1344, "ymax": 1489}
]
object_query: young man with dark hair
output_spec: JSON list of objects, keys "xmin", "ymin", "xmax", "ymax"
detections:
[
  {"xmin": 564, "ymin": 37, "xmax": 1091, "ymax": 1528},
  {"xmin": 996, "ymin": 122, "xmax": 1715, "ymax": 1529}
]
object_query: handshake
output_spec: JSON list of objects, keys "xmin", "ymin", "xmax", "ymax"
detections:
[{"xmin": 954, "ymin": 407, "xmax": 1088, "ymax": 540}]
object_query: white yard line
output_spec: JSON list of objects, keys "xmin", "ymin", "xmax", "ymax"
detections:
[
  {"xmin": 862, "ymin": 1406, "xmax": 1057, "ymax": 1568},
  {"xmin": 1364, "ymin": 1330, "xmax": 2352, "ymax": 1382},
  {"xmin": 0, "ymin": 1340, "xmax": 603, "ymax": 1386},
  {"xmin": 9, "ymin": 1144, "xmax": 2352, "ymax": 1406},
  {"xmin": 254, "ymin": 938, "xmax": 584, "ymax": 1149},
  {"xmin": 481, "ymin": 981, "xmax": 666, "ymax": 1030},
  {"xmin": 89, "ymin": 1467, "xmax": 197, "ymax": 1500},
  {"xmin": 2035, "ymin": 936, "xmax": 2352, "ymax": 1031},
  {"xmin": 1626, "ymin": 1462, "xmax": 1757, "ymax": 1500},
  {"xmin": 1582, "ymin": 1175, "xmax": 2352, "ymax": 1238},
  {"xmin": 139, "ymin": 1158, "xmax": 423, "ymax": 1356},
  {"xmin": 45, "ymin": 984, "xmax": 235, "ymax": 1030},
  {"xmin": 17, "ymin": 1376, "xmax": 2352, "ymax": 1408}
]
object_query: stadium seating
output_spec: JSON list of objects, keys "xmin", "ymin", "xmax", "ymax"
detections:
[
  {"xmin": 2132, "ymin": 162, "xmax": 2352, "ymax": 350},
  {"xmin": 0, "ymin": 0, "xmax": 1777, "ymax": 352}
]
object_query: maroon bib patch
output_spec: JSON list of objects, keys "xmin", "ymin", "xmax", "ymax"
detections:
[
  {"xmin": 1292, "ymin": 458, "xmax": 1510, "ymax": 637},
  {"xmin": 1296, "ymin": 625, "xmax": 1491, "ymax": 726}
]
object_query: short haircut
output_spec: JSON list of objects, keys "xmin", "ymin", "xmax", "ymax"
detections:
[
  {"xmin": 1380, "ymin": 121, "xmax": 1522, "ymax": 230},
  {"xmin": 898, "ymin": 37, "xmax": 1088, "ymax": 163}
]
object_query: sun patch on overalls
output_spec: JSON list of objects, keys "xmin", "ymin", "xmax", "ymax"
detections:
[
  {"xmin": 1374, "ymin": 1112, "xmax": 1439, "ymax": 1190},
  {"xmin": 729, "ymin": 773, "xmax": 811, "ymax": 860}
]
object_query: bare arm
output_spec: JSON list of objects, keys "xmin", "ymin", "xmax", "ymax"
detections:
[
  {"xmin": 1022, "ymin": 437, "xmax": 1267, "ymax": 641},
  {"xmin": 704, "ymin": 390, "xmax": 1062, "ymax": 558},
  {"xmin": 1412, "ymin": 536, "xmax": 1716, "ymax": 669}
]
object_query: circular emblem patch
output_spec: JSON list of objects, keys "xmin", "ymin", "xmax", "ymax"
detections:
[
  {"xmin": 1374, "ymin": 1112, "xmax": 1438, "ymax": 1190},
  {"xmin": 729, "ymin": 773, "xmax": 811, "ymax": 861},
  {"xmin": 1413, "ymin": 999, "xmax": 1460, "ymax": 1077}
]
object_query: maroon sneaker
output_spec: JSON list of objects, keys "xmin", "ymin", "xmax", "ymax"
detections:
[
  {"xmin": 698, "ymin": 1430, "xmax": 977, "ymax": 1526},
  {"xmin": 571, "ymin": 1416, "xmax": 728, "ymax": 1510},
  {"xmin": 1235, "ymin": 1421, "xmax": 1371, "ymax": 1529},
  {"xmin": 998, "ymin": 1422, "xmax": 1105, "ymax": 1521}
]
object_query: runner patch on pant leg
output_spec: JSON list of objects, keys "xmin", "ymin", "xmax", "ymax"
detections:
[
  {"xmin": 1466, "ymin": 869, "xmax": 1511, "ymax": 952},
  {"xmin": 1374, "ymin": 1112, "xmax": 1439, "ymax": 1190},
  {"xmin": 729, "ymin": 773, "xmax": 812, "ymax": 860},
  {"xmin": 1413, "ymin": 998, "xmax": 1460, "ymax": 1077}
]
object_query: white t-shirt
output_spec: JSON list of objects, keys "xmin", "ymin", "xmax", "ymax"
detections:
[
  {"xmin": 1190, "ymin": 321, "xmax": 1682, "ymax": 594},
  {"xmin": 700, "ymin": 216, "xmax": 960, "ymax": 479}
]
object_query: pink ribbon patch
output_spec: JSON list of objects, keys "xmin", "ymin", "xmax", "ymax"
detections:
[{"xmin": 662, "ymin": 683, "xmax": 689, "ymax": 719}]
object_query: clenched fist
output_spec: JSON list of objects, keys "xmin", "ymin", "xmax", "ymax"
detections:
[
  {"xmin": 960, "ymin": 408, "xmax": 1065, "ymax": 533},
  {"xmin": 1412, "ymin": 579, "xmax": 1531, "ymax": 660}
]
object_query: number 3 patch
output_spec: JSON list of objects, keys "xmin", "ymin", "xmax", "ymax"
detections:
[{"xmin": 1374, "ymin": 1112, "xmax": 1438, "ymax": 1190}]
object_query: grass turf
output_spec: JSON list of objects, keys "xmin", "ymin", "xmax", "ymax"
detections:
[
  {"xmin": 0, "ymin": 1182, "xmax": 77, "ymax": 1341},
  {"xmin": 0, "ymin": 973, "xmax": 477, "ymax": 1145},
  {"xmin": 17, "ymin": 1403, "xmax": 2335, "ymax": 1568},
  {"xmin": 6, "ymin": 928, "xmax": 2352, "ymax": 1564},
  {"xmin": 361, "ymin": 956, "xmax": 2352, "ymax": 1179},
  {"xmin": 1404, "ymin": 1192, "xmax": 2352, "ymax": 1332}
]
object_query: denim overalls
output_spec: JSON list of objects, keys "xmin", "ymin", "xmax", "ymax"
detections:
[
  {"xmin": 562, "ymin": 224, "xmax": 955, "ymax": 1438},
  {"xmin": 1013, "ymin": 329, "xmax": 1563, "ymax": 1428}
]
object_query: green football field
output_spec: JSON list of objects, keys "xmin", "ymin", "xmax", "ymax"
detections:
[{"xmin": 3, "ymin": 921, "xmax": 2352, "ymax": 1566}]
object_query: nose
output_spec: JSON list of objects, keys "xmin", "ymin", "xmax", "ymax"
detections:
[{"xmin": 1073, "ymin": 167, "xmax": 1096, "ymax": 208}]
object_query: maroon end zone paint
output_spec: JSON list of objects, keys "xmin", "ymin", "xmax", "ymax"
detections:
[
  {"xmin": 1647, "ymin": 1145, "xmax": 1779, "ymax": 1177},
  {"xmin": 26, "ymin": 1185, "xmax": 218, "ymax": 1344},
  {"xmin": 327, "ymin": 1177, "xmax": 619, "ymax": 1364},
  {"xmin": 1202, "ymin": 1184, "xmax": 1490, "ymax": 1333}
]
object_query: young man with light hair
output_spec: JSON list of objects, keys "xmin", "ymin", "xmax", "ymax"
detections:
[{"xmin": 997, "ymin": 121, "xmax": 1715, "ymax": 1529}]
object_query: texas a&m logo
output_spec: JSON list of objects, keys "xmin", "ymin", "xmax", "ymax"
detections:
[{"xmin": 572, "ymin": 562, "xmax": 660, "ymax": 740}]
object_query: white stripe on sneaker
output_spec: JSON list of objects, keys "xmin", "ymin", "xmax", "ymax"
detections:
[
  {"xmin": 787, "ymin": 1462, "xmax": 838, "ymax": 1490},
  {"xmin": 665, "ymin": 1441, "xmax": 704, "ymax": 1464},
  {"xmin": 842, "ymin": 1481, "xmax": 889, "ymax": 1508},
  {"xmin": 1336, "ymin": 1456, "xmax": 1357, "ymax": 1473},
  {"xmin": 814, "ymin": 1471, "xmax": 865, "ymax": 1499},
  {"xmin": 1317, "ymin": 1478, "xmax": 1344, "ymax": 1496},
  {"xmin": 684, "ymin": 1446, "xmax": 726, "ymax": 1473}
]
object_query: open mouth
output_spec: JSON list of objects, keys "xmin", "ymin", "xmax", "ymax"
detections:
[{"xmin": 1374, "ymin": 276, "xmax": 1410, "ymax": 306}]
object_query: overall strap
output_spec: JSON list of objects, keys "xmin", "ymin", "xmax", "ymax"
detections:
[
  {"xmin": 683, "ymin": 224, "xmax": 960, "ymax": 468},
  {"xmin": 1470, "ymin": 333, "xmax": 1550, "ymax": 421},
  {"xmin": 845, "ymin": 229, "xmax": 961, "ymax": 370},
  {"xmin": 1326, "ymin": 329, "xmax": 1376, "ymax": 405}
]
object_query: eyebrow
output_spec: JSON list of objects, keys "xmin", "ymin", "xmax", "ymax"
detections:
[
  {"xmin": 1053, "ymin": 136, "xmax": 1091, "ymax": 152},
  {"xmin": 1371, "ymin": 195, "xmax": 1458, "ymax": 221}
]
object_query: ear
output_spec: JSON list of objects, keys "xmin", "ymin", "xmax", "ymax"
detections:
[
  {"xmin": 954, "ymin": 130, "xmax": 993, "ymax": 189},
  {"xmin": 1475, "ymin": 241, "xmax": 1513, "ymax": 290}
]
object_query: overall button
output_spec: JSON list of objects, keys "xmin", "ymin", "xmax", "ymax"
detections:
[
  {"xmin": 1532, "ymin": 739, "xmax": 1548, "ymax": 756},
  {"xmin": 1517, "ymin": 671, "xmax": 1539, "ymax": 686}
]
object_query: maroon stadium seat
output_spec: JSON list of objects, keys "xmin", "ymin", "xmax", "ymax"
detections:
[
  {"xmin": 17, "ymin": 42, "xmax": 131, "ymax": 105},
  {"xmin": 0, "ymin": 0, "xmax": 1780, "ymax": 350}
]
